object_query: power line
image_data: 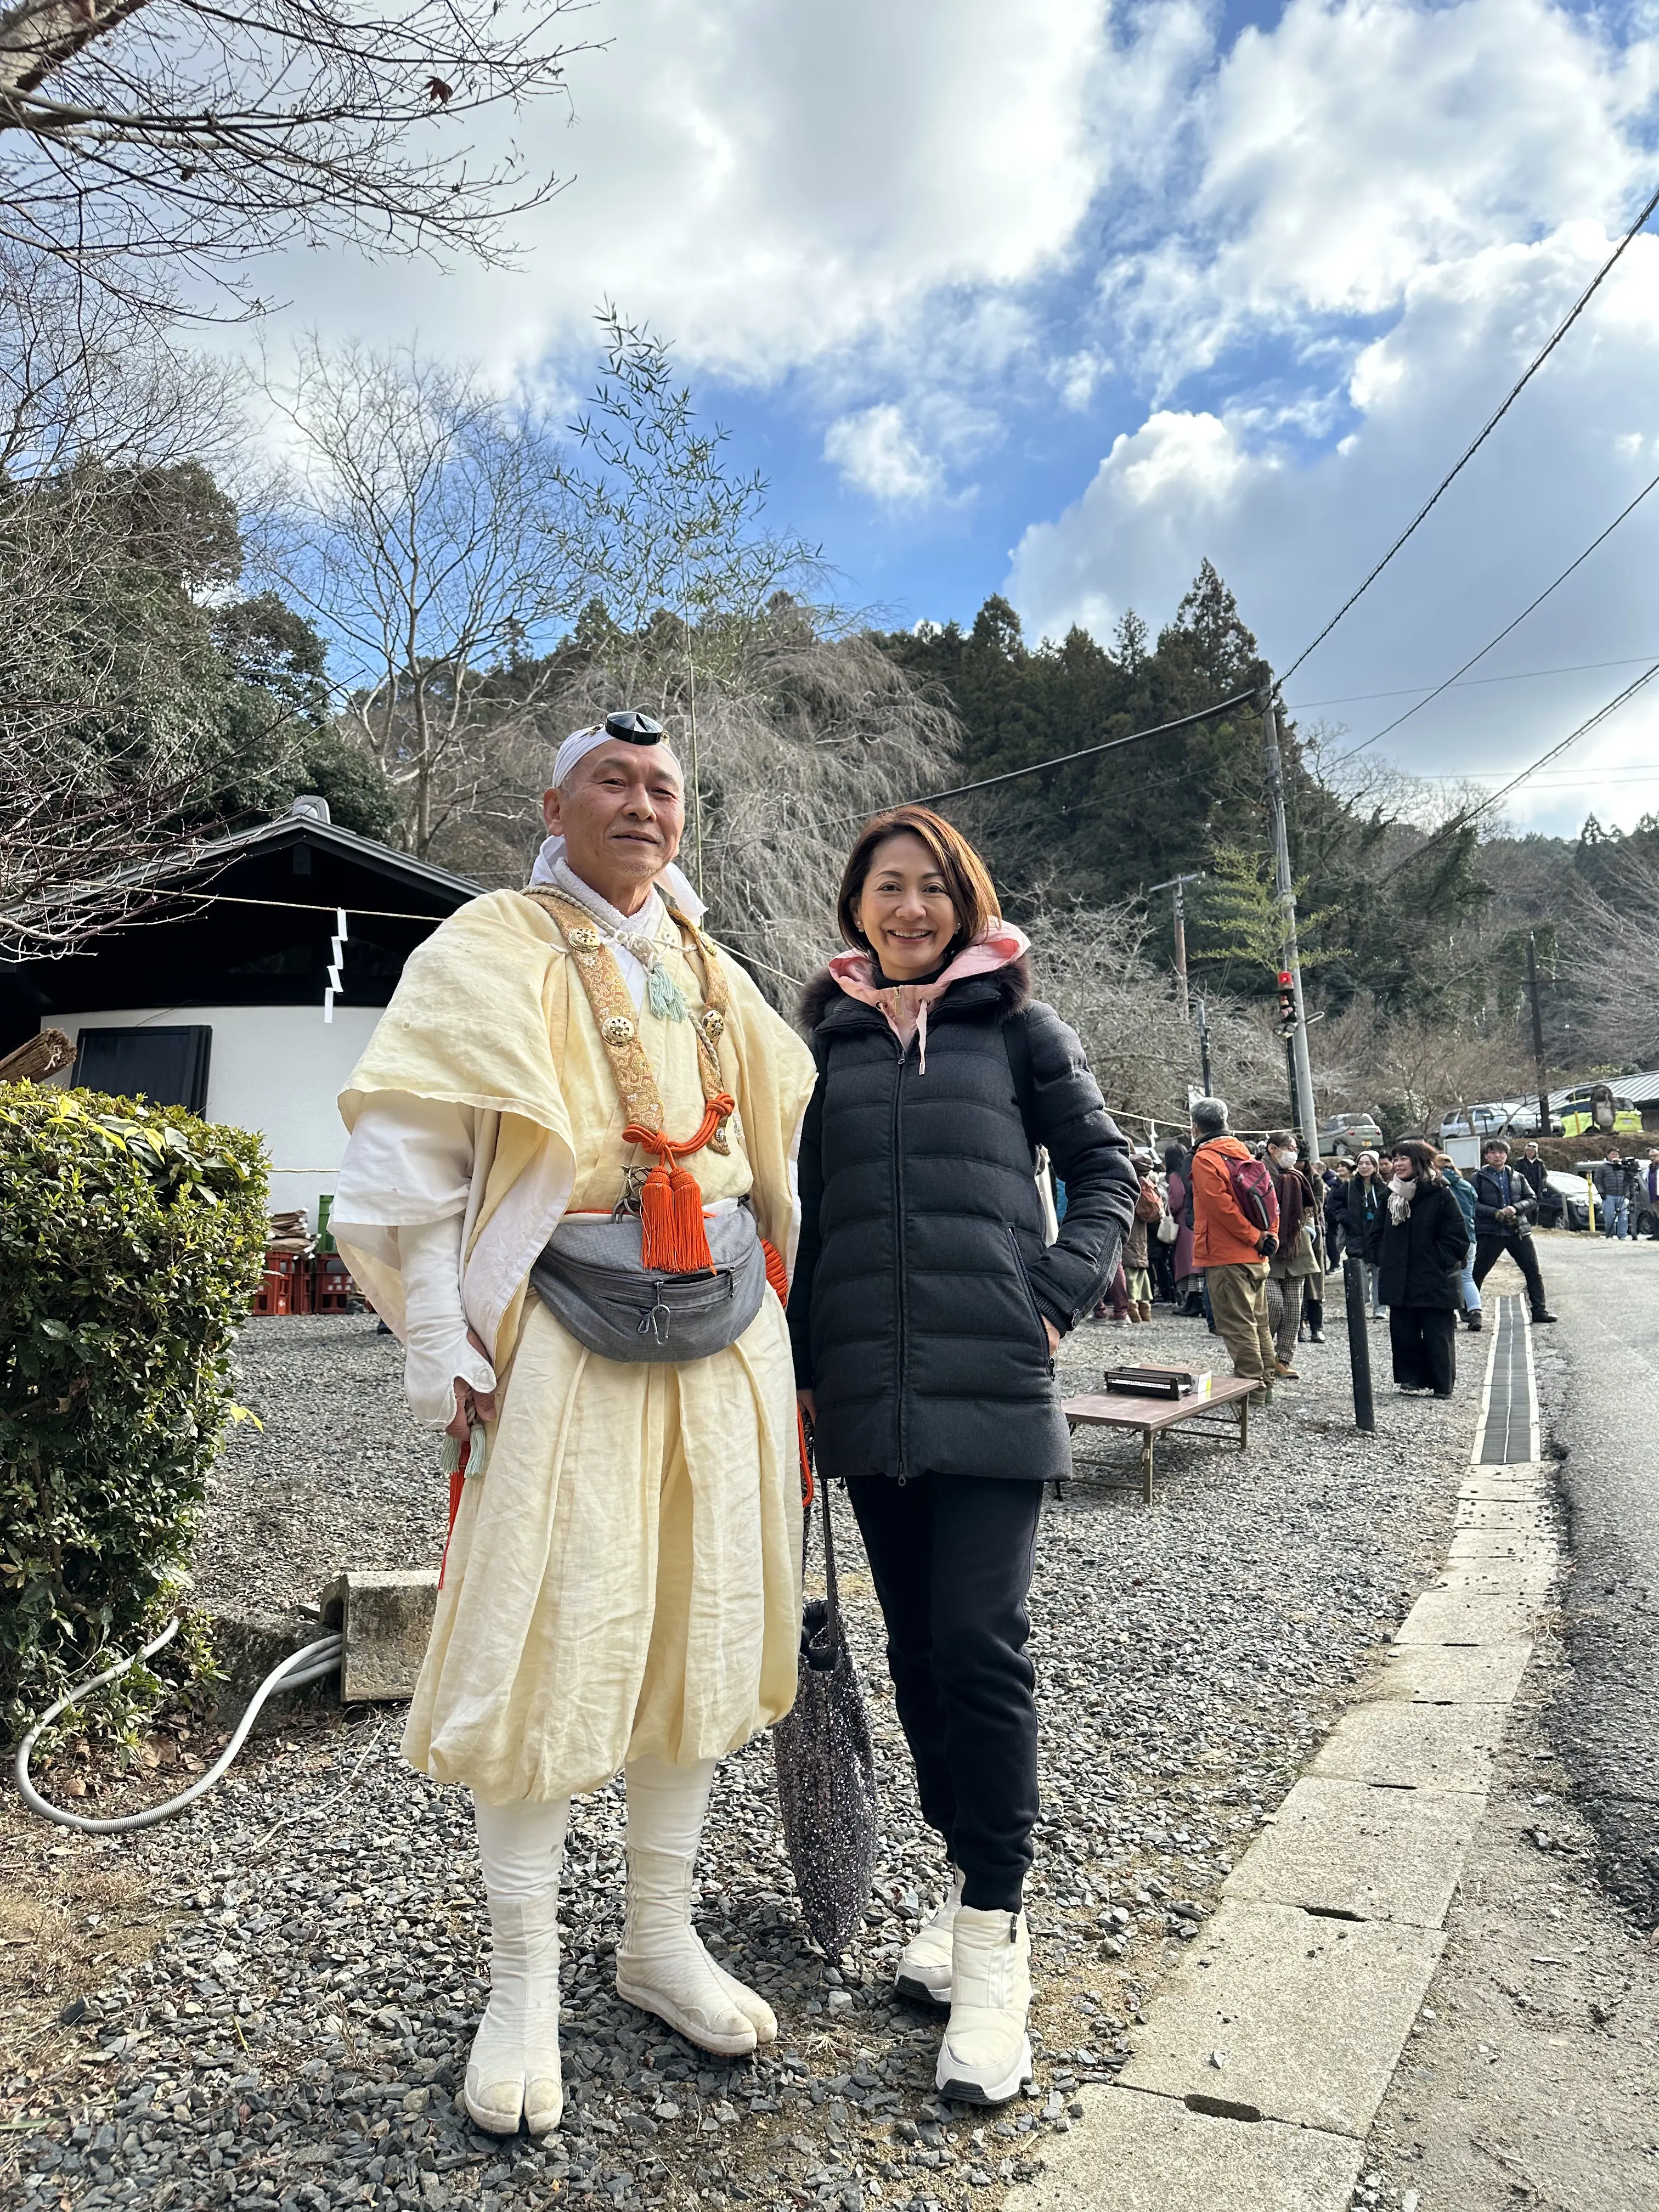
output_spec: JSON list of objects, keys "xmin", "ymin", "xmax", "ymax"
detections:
[
  {"xmin": 1376, "ymin": 658, "xmax": 1659, "ymax": 883},
  {"xmin": 1279, "ymin": 178, "xmax": 1659, "ymax": 689},
  {"xmin": 1288, "ymin": 651, "xmax": 1659, "ymax": 710},
  {"xmin": 1322, "ymin": 467, "xmax": 1659, "ymax": 773},
  {"xmin": 870, "ymin": 686, "xmax": 1259, "ymax": 817}
]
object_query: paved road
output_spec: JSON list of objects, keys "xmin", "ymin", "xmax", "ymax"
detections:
[{"xmin": 1535, "ymin": 1232, "xmax": 1659, "ymax": 1921}]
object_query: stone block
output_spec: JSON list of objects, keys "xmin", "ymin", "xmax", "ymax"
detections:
[
  {"xmin": 1116, "ymin": 1899, "xmax": 1443, "ymax": 2137},
  {"xmin": 1393, "ymin": 1589, "xmax": 1541, "ymax": 1645},
  {"xmin": 1364, "ymin": 1640, "xmax": 1532, "ymax": 1707},
  {"xmin": 1013, "ymin": 2085, "xmax": 1362, "ymax": 2211},
  {"xmin": 1455, "ymin": 1496, "xmax": 1550, "ymax": 1531},
  {"xmin": 319, "ymin": 1568, "xmax": 438, "ymax": 1703},
  {"xmin": 1432, "ymin": 1560, "xmax": 1554, "ymax": 1598},
  {"xmin": 1223, "ymin": 1776, "xmax": 1479, "ymax": 1927},
  {"xmin": 1444, "ymin": 1529, "xmax": 1555, "ymax": 1562},
  {"xmin": 1308, "ymin": 1699, "xmax": 1500, "ymax": 1795},
  {"xmin": 1459, "ymin": 1468, "xmax": 1542, "ymax": 1498}
]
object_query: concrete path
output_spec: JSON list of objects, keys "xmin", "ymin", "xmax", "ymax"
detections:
[{"xmin": 1015, "ymin": 1300, "xmax": 1551, "ymax": 2210}]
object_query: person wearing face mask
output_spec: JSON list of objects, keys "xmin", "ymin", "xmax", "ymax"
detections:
[
  {"xmin": 791, "ymin": 805, "xmax": 1136, "ymax": 2106},
  {"xmin": 1345, "ymin": 1150, "xmax": 1387, "ymax": 1318},
  {"xmin": 1263, "ymin": 1131, "xmax": 1322, "ymax": 1376},
  {"xmin": 1377, "ymin": 1139, "xmax": 1470, "ymax": 1396}
]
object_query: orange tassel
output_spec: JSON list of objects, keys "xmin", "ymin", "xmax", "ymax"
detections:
[
  {"xmin": 669, "ymin": 1163, "xmax": 714, "ymax": 1272},
  {"xmin": 623, "ymin": 1095, "xmax": 736, "ymax": 1276},
  {"xmin": 439, "ymin": 1445, "xmax": 469, "ymax": 1591},
  {"xmin": 638, "ymin": 1160, "xmax": 677, "ymax": 1271}
]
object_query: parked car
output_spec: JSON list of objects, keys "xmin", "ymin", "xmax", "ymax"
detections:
[
  {"xmin": 1320, "ymin": 1110, "xmax": 1384, "ymax": 1158},
  {"xmin": 1439, "ymin": 1099, "xmax": 1556, "ymax": 1143},
  {"xmin": 1547, "ymin": 1170, "xmax": 1592, "ymax": 1231}
]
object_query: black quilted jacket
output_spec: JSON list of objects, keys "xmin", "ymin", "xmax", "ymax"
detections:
[{"xmin": 787, "ymin": 956, "xmax": 1135, "ymax": 1485}]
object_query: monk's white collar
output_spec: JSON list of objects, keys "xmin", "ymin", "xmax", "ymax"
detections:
[{"xmin": 529, "ymin": 833, "xmax": 705, "ymax": 923}]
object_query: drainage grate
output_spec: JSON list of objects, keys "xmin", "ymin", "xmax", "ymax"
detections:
[{"xmin": 1477, "ymin": 1296, "xmax": 1536, "ymax": 1464}]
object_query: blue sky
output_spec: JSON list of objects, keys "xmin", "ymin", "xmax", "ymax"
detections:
[{"xmin": 244, "ymin": 0, "xmax": 1659, "ymax": 837}]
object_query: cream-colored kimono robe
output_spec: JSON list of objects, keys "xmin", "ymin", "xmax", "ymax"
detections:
[{"xmin": 333, "ymin": 889, "xmax": 818, "ymax": 1804}]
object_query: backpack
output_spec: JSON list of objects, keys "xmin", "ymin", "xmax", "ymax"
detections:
[
  {"xmin": 1226, "ymin": 1152, "xmax": 1280, "ymax": 1235},
  {"xmin": 1133, "ymin": 1176, "xmax": 1163, "ymax": 1224}
]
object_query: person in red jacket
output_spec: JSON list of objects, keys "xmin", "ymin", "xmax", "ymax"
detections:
[{"xmin": 1188, "ymin": 1096, "xmax": 1279, "ymax": 1396}]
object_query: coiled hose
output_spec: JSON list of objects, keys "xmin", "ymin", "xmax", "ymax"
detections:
[{"xmin": 14, "ymin": 1620, "xmax": 343, "ymax": 1836}]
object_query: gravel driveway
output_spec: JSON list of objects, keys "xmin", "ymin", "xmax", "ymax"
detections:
[{"xmin": 7, "ymin": 1299, "xmax": 1477, "ymax": 2211}]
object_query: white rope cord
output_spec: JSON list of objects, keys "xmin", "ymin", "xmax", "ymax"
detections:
[{"xmin": 14, "ymin": 1622, "xmax": 343, "ymax": 1836}]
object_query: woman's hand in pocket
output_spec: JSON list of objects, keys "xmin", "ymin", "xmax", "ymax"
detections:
[{"xmin": 1043, "ymin": 1319, "xmax": 1060, "ymax": 1358}]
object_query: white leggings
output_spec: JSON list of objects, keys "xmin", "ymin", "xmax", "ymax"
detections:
[{"xmin": 472, "ymin": 1756, "xmax": 716, "ymax": 1898}]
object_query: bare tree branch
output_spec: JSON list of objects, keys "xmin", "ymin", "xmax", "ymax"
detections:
[
  {"xmin": 0, "ymin": 0, "xmax": 597, "ymax": 308},
  {"xmin": 252, "ymin": 335, "xmax": 587, "ymax": 857}
]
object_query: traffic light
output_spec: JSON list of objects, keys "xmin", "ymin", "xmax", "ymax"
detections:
[{"xmin": 1276, "ymin": 969, "xmax": 1296, "ymax": 1035}]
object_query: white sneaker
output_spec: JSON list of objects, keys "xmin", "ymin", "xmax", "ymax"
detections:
[
  {"xmin": 465, "ymin": 1893, "xmax": 563, "ymax": 2135},
  {"xmin": 935, "ymin": 1906, "xmax": 1034, "ymax": 2106},
  {"xmin": 616, "ymin": 1844, "xmax": 770, "ymax": 2057},
  {"xmin": 895, "ymin": 1865, "xmax": 963, "ymax": 2008}
]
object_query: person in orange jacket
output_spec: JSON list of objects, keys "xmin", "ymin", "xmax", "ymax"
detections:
[{"xmin": 1188, "ymin": 1096, "xmax": 1280, "ymax": 1396}]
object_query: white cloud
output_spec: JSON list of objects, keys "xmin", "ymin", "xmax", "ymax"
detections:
[
  {"xmin": 234, "ymin": 0, "xmax": 1116, "ymax": 387},
  {"xmin": 1002, "ymin": 0, "xmax": 1659, "ymax": 833},
  {"xmin": 1010, "ymin": 218, "xmax": 1659, "ymax": 827},
  {"xmin": 823, "ymin": 405, "xmax": 945, "ymax": 504},
  {"xmin": 1104, "ymin": 0, "xmax": 1659, "ymax": 391}
]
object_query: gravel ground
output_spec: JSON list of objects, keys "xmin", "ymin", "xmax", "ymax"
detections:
[{"xmin": 5, "ymin": 1295, "xmax": 1481, "ymax": 2212}]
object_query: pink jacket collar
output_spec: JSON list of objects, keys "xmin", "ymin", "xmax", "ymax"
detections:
[{"xmin": 827, "ymin": 923, "xmax": 1030, "ymax": 1071}]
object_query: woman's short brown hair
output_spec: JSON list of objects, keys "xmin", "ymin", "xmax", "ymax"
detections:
[
  {"xmin": 836, "ymin": 806, "xmax": 1000, "ymax": 957},
  {"xmin": 1392, "ymin": 1137, "xmax": 1441, "ymax": 1183}
]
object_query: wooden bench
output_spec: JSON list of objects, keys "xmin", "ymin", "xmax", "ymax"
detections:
[{"xmin": 1060, "ymin": 1370, "xmax": 1259, "ymax": 1506}]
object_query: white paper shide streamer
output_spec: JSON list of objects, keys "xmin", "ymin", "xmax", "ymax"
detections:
[{"xmin": 324, "ymin": 906, "xmax": 348, "ymax": 1024}]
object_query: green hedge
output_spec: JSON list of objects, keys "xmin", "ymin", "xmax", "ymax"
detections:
[{"xmin": 0, "ymin": 1084, "xmax": 268, "ymax": 1736}]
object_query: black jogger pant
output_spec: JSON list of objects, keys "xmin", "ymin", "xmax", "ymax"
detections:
[
  {"xmin": 1389, "ymin": 1305, "xmax": 1457, "ymax": 1393},
  {"xmin": 845, "ymin": 1472, "xmax": 1043, "ymax": 1914},
  {"xmin": 1471, "ymin": 1229, "xmax": 1548, "ymax": 1316}
]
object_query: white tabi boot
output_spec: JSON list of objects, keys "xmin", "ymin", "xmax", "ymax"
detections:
[
  {"xmin": 468, "ymin": 1796, "xmax": 570, "ymax": 2135},
  {"xmin": 616, "ymin": 1756, "xmax": 777, "ymax": 2057},
  {"xmin": 895, "ymin": 1864, "xmax": 963, "ymax": 2008},
  {"xmin": 935, "ymin": 1905, "xmax": 1034, "ymax": 2106}
]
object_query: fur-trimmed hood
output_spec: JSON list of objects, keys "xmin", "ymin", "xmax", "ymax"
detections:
[{"xmin": 798, "ymin": 949, "xmax": 1032, "ymax": 1036}]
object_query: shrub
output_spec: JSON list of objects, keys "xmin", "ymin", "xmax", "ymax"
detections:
[{"xmin": 0, "ymin": 1084, "xmax": 268, "ymax": 1737}]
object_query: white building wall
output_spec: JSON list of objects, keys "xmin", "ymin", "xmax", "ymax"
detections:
[{"xmin": 44, "ymin": 1004, "xmax": 381, "ymax": 1226}]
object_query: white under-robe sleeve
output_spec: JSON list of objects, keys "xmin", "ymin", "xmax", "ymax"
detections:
[
  {"xmin": 397, "ymin": 1215, "xmax": 497, "ymax": 1427},
  {"xmin": 332, "ymin": 1093, "xmax": 495, "ymax": 1429},
  {"xmin": 333, "ymin": 1092, "xmax": 477, "ymax": 1224}
]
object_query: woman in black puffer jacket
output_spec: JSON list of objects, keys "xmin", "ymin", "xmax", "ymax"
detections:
[
  {"xmin": 788, "ymin": 806, "xmax": 1135, "ymax": 2110},
  {"xmin": 1377, "ymin": 1138, "xmax": 1469, "ymax": 1398}
]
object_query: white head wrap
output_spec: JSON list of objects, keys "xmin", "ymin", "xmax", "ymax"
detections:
[{"xmin": 531, "ymin": 724, "xmax": 704, "ymax": 919}]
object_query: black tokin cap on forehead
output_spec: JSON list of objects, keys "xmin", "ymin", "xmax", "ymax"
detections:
[{"xmin": 604, "ymin": 709, "xmax": 665, "ymax": 745}]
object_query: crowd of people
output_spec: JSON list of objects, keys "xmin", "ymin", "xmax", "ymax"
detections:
[{"xmin": 1099, "ymin": 1116, "xmax": 1567, "ymax": 1404}]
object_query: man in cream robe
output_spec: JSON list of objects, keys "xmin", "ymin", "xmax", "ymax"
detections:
[{"xmin": 332, "ymin": 714, "xmax": 816, "ymax": 2136}]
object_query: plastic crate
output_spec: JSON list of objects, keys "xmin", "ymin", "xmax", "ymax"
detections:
[
  {"xmin": 253, "ymin": 1250, "xmax": 304, "ymax": 1317},
  {"xmin": 312, "ymin": 1254, "xmax": 355, "ymax": 1315}
]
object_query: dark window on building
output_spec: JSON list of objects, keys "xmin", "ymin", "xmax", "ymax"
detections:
[{"xmin": 72, "ymin": 1025, "xmax": 212, "ymax": 1114}]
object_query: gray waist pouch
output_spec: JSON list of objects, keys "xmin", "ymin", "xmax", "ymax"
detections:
[{"xmin": 529, "ymin": 1205, "xmax": 768, "ymax": 1364}]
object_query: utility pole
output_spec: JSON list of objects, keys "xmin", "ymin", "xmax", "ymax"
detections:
[
  {"xmin": 1260, "ymin": 686, "xmax": 1322, "ymax": 1162},
  {"xmin": 1194, "ymin": 992, "xmax": 1213, "ymax": 1097},
  {"xmin": 1526, "ymin": 933, "xmax": 1550, "ymax": 1139},
  {"xmin": 1149, "ymin": 871, "xmax": 1204, "ymax": 1022}
]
